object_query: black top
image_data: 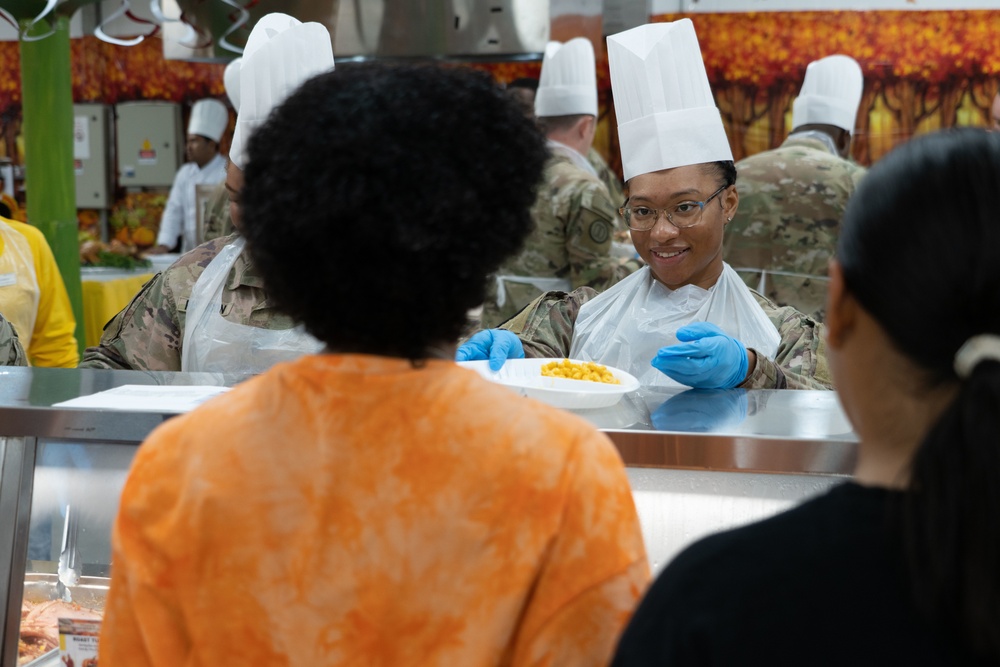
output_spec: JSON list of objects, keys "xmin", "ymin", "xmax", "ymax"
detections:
[{"xmin": 612, "ymin": 482, "xmax": 988, "ymax": 666}]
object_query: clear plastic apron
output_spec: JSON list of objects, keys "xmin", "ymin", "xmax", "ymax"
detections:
[
  {"xmin": 0, "ymin": 220, "xmax": 39, "ymax": 354},
  {"xmin": 181, "ymin": 237, "xmax": 324, "ymax": 373},
  {"xmin": 570, "ymin": 264, "xmax": 781, "ymax": 388}
]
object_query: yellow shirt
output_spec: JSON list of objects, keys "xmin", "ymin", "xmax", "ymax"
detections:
[
  {"xmin": 0, "ymin": 219, "xmax": 78, "ymax": 367},
  {"xmin": 100, "ymin": 355, "xmax": 649, "ymax": 666}
]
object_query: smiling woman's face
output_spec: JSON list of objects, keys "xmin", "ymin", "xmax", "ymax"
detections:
[{"xmin": 627, "ymin": 163, "xmax": 737, "ymax": 291}]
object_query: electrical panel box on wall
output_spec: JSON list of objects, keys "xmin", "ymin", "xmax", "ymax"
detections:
[
  {"xmin": 73, "ymin": 103, "xmax": 113, "ymax": 209},
  {"xmin": 115, "ymin": 102, "xmax": 183, "ymax": 188}
]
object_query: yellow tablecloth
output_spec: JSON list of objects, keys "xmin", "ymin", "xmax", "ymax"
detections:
[{"xmin": 81, "ymin": 271, "xmax": 154, "ymax": 348}]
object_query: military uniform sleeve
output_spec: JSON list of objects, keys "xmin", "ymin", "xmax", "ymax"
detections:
[
  {"xmin": 509, "ymin": 429, "xmax": 649, "ymax": 667},
  {"xmin": 567, "ymin": 181, "xmax": 639, "ymax": 292},
  {"xmin": 739, "ymin": 292, "xmax": 832, "ymax": 390},
  {"xmin": 502, "ymin": 287, "xmax": 597, "ymax": 358},
  {"xmin": 22, "ymin": 225, "xmax": 78, "ymax": 368},
  {"xmin": 0, "ymin": 313, "xmax": 26, "ymax": 366},
  {"xmin": 587, "ymin": 148, "xmax": 628, "ymax": 228},
  {"xmin": 78, "ymin": 272, "xmax": 184, "ymax": 371},
  {"xmin": 202, "ymin": 182, "xmax": 234, "ymax": 242}
]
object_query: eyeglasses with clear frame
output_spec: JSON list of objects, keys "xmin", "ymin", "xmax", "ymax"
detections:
[{"xmin": 619, "ymin": 184, "xmax": 730, "ymax": 232}]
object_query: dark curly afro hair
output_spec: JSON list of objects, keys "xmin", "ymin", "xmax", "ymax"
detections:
[{"xmin": 240, "ymin": 63, "xmax": 548, "ymax": 360}]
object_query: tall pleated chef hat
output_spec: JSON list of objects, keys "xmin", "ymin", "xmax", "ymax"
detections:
[
  {"xmin": 534, "ymin": 37, "xmax": 598, "ymax": 118},
  {"xmin": 229, "ymin": 13, "xmax": 335, "ymax": 170},
  {"xmin": 223, "ymin": 57, "xmax": 242, "ymax": 111},
  {"xmin": 791, "ymin": 54, "xmax": 864, "ymax": 134},
  {"xmin": 607, "ymin": 19, "xmax": 732, "ymax": 182},
  {"xmin": 187, "ymin": 98, "xmax": 228, "ymax": 143}
]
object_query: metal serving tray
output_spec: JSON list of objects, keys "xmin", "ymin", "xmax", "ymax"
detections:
[{"xmin": 19, "ymin": 573, "xmax": 108, "ymax": 667}]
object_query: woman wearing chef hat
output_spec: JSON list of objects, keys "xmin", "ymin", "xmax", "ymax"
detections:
[
  {"xmin": 613, "ymin": 127, "xmax": 1000, "ymax": 666},
  {"xmin": 459, "ymin": 19, "xmax": 829, "ymax": 391}
]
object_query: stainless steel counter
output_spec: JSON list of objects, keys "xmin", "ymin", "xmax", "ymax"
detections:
[
  {"xmin": 0, "ymin": 367, "xmax": 857, "ymax": 474},
  {"xmin": 0, "ymin": 367, "xmax": 248, "ymax": 441}
]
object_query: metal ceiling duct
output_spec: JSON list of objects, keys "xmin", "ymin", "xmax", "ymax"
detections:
[
  {"xmin": 161, "ymin": 0, "xmax": 605, "ymax": 63},
  {"xmin": 162, "ymin": 0, "xmax": 341, "ymax": 61}
]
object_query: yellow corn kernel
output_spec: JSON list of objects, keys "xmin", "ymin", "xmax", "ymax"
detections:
[{"xmin": 541, "ymin": 359, "xmax": 621, "ymax": 385}]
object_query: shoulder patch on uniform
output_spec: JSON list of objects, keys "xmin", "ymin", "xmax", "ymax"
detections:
[{"xmin": 589, "ymin": 220, "xmax": 610, "ymax": 244}]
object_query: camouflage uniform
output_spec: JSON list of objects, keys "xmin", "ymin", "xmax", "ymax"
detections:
[
  {"xmin": 480, "ymin": 152, "xmax": 642, "ymax": 329},
  {"xmin": 724, "ymin": 132, "xmax": 866, "ymax": 322},
  {"xmin": 79, "ymin": 233, "xmax": 297, "ymax": 371},
  {"xmin": 0, "ymin": 312, "xmax": 26, "ymax": 366},
  {"xmin": 202, "ymin": 181, "xmax": 235, "ymax": 242},
  {"xmin": 501, "ymin": 286, "xmax": 831, "ymax": 390},
  {"xmin": 587, "ymin": 147, "xmax": 626, "ymax": 211}
]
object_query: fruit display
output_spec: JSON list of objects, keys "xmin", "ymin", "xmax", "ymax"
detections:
[
  {"xmin": 78, "ymin": 231, "xmax": 150, "ymax": 270},
  {"xmin": 108, "ymin": 191, "xmax": 165, "ymax": 248}
]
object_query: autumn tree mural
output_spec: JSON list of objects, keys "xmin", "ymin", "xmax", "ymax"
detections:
[{"xmin": 482, "ymin": 9, "xmax": 1000, "ymax": 178}]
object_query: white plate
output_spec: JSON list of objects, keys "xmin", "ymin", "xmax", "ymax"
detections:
[{"xmin": 458, "ymin": 358, "xmax": 640, "ymax": 409}]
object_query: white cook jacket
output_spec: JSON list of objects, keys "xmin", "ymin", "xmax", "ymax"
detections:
[
  {"xmin": 156, "ymin": 153, "xmax": 226, "ymax": 253},
  {"xmin": 181, "ymin": 237, "xmax": 324, "ymax": 374}
]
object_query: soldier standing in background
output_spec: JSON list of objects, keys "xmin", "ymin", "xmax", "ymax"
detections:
[
  {"xmin": 724, "ymin": 55, "xmax": 866, "ymax": 321},
  {"xmin": 481, "ymin": 38, "xmax": 640, "ymax": 329},
  {"xmin": 505, "ymin": 76, "xmax": 627, "ymax": 223}
]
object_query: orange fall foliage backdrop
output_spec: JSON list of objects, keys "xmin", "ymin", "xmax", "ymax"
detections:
[{"xmin": 0, "ymin": 8, "xmax": 996, "ymax": 237}]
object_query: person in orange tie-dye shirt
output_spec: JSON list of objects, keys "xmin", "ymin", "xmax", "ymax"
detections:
[{"xmin": 99, "ymin": 62, "xmax": 650, "ymax": 666}]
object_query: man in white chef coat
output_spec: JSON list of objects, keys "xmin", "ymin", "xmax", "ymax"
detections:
[{"xmin": 149, "ymin": 98, "xmax": 229, "ymax": 254}]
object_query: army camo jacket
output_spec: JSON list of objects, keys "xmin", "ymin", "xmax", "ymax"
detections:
[
  {"xmin": 587, "ymin": 147, "xmax": 626, "ymax": 216},
  {"xmin": 480, "ymin": 152, "xmax": 641, "ymax": 329},
  {"xmin": 724, "ymin": 133, "xmax": 866, "ymax": 322},
  {"xmin": 79, "ymin": 234, "xmax": 296, "ymax": 371},
  {"xmin": 202, "ymin": 181, "xmax": 235, "ymax": 242},
  {"xmin": 0, "ymin": 312, "xmax": 26, "ymax": 366},
  {"xmin": 501, "ymin": 286, "xmax": 831, "ymax": 390}
]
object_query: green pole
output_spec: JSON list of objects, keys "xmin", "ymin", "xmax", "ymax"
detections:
[{"xmin": 19, "ymin": 15, "xmax": 84, "ymax": 357}]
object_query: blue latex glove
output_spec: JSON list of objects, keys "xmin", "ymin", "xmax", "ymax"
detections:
[
  {"xmin": 651, "ymin": 388, "xmax": 748, "ymax": 433},
  {"xmin": 455, "ymin": 329, "xmax": 525, "ymax": 371},
  {"xmin": 650, "ymin": 322, "xmax": 749, "ymax": 389}
]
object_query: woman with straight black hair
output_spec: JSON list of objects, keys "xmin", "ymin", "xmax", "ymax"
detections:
[{"xmin": 611, "ymin": 127, "xmax": 1000, "ymax": 665}]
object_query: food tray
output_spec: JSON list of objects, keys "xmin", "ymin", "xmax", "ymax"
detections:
[
  {"xmin": 20, "ymin": 574, "xmax": 108, "ymax": 667},
  {"xmin": 458, "ymin": 358, "xmax": 640, "ymax": 409},
  {"xmin": 22, "ymin": 573, "xmax": 110, "ymax": 608}
]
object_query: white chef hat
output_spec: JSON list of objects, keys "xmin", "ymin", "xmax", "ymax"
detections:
[
  {"xmin": 223, "ymin": 57, "xmax": 242, "ymax": 111},
  {"xmin": 791, "ymin": 55, "xmax": 864, "ymax": 134},
  {"xmin": 534, "ymin": 37, "xmax": 598, "ymax": 118},
  {"xmin": 229, "ymin": 13, "xmax": 335, "ymax": 170},
  {"xmin": 187, "ymin": 98, "xmax": 228, "ymax": 143},
  {"xmin": 608, "ymin": 19, "xmax": 732, "ymax": 182}
]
